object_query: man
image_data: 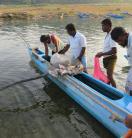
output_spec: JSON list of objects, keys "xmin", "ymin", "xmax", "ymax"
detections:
[
  {"xmin": 96, "ymin": 18, "xmax": 117, "ymax": 87},
  {"xmin": 111, "ymin": 27, "xmax": 132, "ymax": 95},
  {"xmin": 59, "ymin": 23, "xmax": 88, "ymax": 72},
  {"xmin": 40, "ymin": 34, "xmax": 64, "ymax": 61}
]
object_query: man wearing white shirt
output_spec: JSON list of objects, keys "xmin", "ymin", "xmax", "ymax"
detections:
[
  {"xmin": 59, "ymin": 23, "xmax": 88, "ymax": 72},
  {"xmin": 111, "ymin": 27, "xmax": 132, "ymax": 95},
  {"xmin": 96, "ymin": 19, "xmax": 117, "ymax": 88}
]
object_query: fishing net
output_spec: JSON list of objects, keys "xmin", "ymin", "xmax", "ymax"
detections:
[{"xmin": 50, "ymin": 51, "xmax": 74, "ymax": 68}]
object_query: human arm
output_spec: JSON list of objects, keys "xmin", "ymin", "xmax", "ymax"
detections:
[
  {"xmin": 51, "ymin": 35, "xmax": 59, "ymax": 52},
  {"xmin": 54, "ymin": 45, "xmax": 58, "ymax": 53},
  {"xmin": 58, "ymin": 44, "xmax": 70, "ymax": 54},
  {"xmin": 44, "ymin": 42, "xmax": 49, "ymax": 56},
  {"xmin": 78, "ymin": 47, "xmax": 86, "ymax": 61},
  {"xmin": 77, "ymin": 34, "xmax": 87, "ymax": 61},
  {"xmin": 96, "ymin": 35, "xmax": 117, "ymax": 58},
  {"xmin": 96, "ymin": 47, "xmax": 117, "ymax": 58}
]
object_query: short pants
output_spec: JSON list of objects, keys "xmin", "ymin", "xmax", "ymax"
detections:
[
  {"xmin": 81, "ymin": 56, "xmax": 88, "ymax": 69},
  {"xmin": 103, "ymin": 55, "xmax": 117, "ymax": 71}
]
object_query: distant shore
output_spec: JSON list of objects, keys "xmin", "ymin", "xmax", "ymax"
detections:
[{"xmin": 0, "ymin": 4, "xmax": 131, "ymax": 20}]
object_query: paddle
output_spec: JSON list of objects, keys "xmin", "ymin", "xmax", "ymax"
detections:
[{"xmin": 0, "ymin": 73, "xmax": 48, "ymax": 91}]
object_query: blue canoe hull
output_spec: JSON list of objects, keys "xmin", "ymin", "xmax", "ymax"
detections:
[
  {"xmin": 107, "ymin": 13, "xmax": 124, "ymax": 19},
  {"xmin": 29, "ymin": 48, "xmax": 132, "ymax": 138}
]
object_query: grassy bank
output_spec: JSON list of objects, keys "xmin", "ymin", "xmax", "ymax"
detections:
[{"xmin": 0, "ymin": 4, "xmax": 131, "ymax": 19}]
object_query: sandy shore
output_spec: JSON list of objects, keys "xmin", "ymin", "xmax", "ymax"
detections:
[{"xmin": 0, "ymin": 4, "xmax": 131, "ymax": 19}]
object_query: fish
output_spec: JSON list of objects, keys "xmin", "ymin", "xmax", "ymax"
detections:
[
  {"xmin": 49, "ymin": 52, "xmax": 83, "ymax": 77},
  {"xmin": 48, "ymin": 60, "xmax": 83, "ymax": 77}
]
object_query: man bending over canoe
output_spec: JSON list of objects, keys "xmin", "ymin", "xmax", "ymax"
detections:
[
  {"xmin": 40, "ymin": 34, "xmax": 64, "ymax": 61},
  {"xmin": 111, "ymin": 27, "xmax": 132, "ymax": 95},
  {"xmin": 96, "ymin": 18, "xmax": 117, "ymax": 88},
  {"xmin": 59, "ymin": 23, "xmax": 88, "ymax": 73}
]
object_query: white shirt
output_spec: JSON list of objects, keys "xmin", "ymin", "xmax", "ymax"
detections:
[
  {"xmin": 126, "ymin": 67, "xmax": 132, "ymax": 93},
  {"xmin": 103, "ymin": 32, "xmax": 117, "ymax": 58},
  {"xmin": 127, "ymin": 33, "xmax": 132, "ymax": 65},
  {"xmin": 67, "ymin": 32, "xmax": 87, "ymax": 58},
  {"xmin": 125, "ymin": 33, "xmax": 132, "ymax": 93}
]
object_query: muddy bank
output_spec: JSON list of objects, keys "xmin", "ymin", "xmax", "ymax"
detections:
[
  {"xmin": 0, "ymin": 12, "xmax": 33, "ymax": 20},
  {"xmin": 0, "ymin": 4, "xmax": 131, "ymax": 20}
]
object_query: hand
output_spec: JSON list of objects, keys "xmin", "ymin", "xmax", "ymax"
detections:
[
  {"xmin": 124, "ymin": 115, "xmax": 132, "ymax": 129},
  {"xmin": 34, "ymin": 47, "xmax": 38, "ymax": 51},
  {"xmin": 58, "ymin": 50, "xmax": 65, "ymax": 54},
  {"xmin": 96, "ymin": 52, "xmax": 104, "ymax": 58},
  {"xmin": 77, "ymin": 56, "xmax": 82, "ymax": 61}
]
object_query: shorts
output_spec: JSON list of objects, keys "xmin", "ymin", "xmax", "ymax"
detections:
[
  {"xmin": 81, "ymin": 56, "xmax": 88, "ymax": 69},
  {"xmin": 103, "ymin": 55, "xmax": 117, "ymax": 71}
]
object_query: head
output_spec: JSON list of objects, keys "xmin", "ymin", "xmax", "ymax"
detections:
[
  {"xmin": 40, "ymin": 35, "xmax": 51, "ymax": 44},
  {"xmin": 65, "ymin": 23, "xmax": 76, "ymax": 36},
  {"xmin": 111, "ymin": 27, "xmax": 128, "ymax": 47},
  {"xmin": 101, "ymin": 18, "xmax": 112, "ymax": 33}
]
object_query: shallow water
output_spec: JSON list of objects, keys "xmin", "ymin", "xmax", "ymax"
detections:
[{"xmin": 0, "ymin": 16, "xmax": 132, "ymax": 138}]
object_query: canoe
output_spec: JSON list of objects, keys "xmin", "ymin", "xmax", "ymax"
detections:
[
  {"xmin": 77, "ymin": 12, "xmax": 89, "ymax": 18},
  {"xmin": 28, "ymin": 48, "xmax": 132, "ymax": 138},
  {"xmin": 107, "ymin": 13, "xmax": 124, "ymax": 19},
  {"xmin": 121, "ymin": 12, "xmax": 132, "ymax": 16}
]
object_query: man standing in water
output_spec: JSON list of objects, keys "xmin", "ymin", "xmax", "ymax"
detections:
[
  {"xmin": 59, "ymin": 23, "xmax": 88, "ymax": 73},
  {"xmin": 111, "ymin": 27, "xmax": 132, "ymax": 95},
  {"xmin": 96, "ymin": 18, "xmax": 117, "ymax": 87}
]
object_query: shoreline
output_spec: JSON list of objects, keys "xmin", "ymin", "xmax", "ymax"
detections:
[{"xmin": 0, "ymin": 4, "xmax": 132, "ymax": 20}]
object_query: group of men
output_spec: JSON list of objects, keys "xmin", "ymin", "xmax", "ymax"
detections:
[
  {"xmin": 40, "ymin": 18, "xmax": 132, "ymax": 130},
  {"xmin": 40, "ymin": 18, "xmax": 132, "ymax": 95}
]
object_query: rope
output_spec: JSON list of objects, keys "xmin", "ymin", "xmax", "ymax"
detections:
[
  {"xmin": 0, "ymin": 73, "xmax": 47, "ymax": 91},
  {"xmin": 11, "ymin": 28, "xmax": 31, "ymax": 49},
  {"xmin": 15, "ymin": 31, "xmax": 31, "ymax": 49}
]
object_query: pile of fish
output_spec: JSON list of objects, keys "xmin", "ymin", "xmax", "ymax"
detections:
[
  {"xmin": 49, "ymin": 54, "xmax": 83, "ymax": 77},
  {"xmin": 49, "ymin": 63, "xmax": 83, "ymax": 77}
]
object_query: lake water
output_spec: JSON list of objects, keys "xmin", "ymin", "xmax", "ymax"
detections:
[{"xmin": 0, "ymin": 16, "xmax": 132, "ymax": 138}]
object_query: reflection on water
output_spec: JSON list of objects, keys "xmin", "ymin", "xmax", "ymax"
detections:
[{"xmin": 0, "ymin": 16, "xmax": 132, "ymax": 138}]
